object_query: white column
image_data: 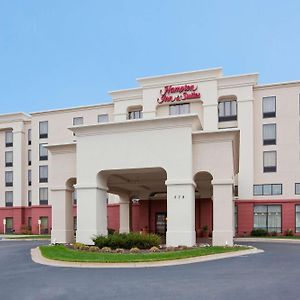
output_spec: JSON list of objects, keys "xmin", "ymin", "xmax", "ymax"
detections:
[
  {"xmin": 51, "ymin": 187, "xmax": 74, "ymax": 244},
  {"xmin": 76, "ymin": 185, "xmax": 108, "ymax": 245},
  {"xmin": 13, "ymin": 126, "xmax": 25, "ymax": 206},
  {"xmin": 119, "ymin": 194, "xmax": 130, "ymax": 233},
  {"xmin": 212, "ymin": 180, "xmax": 234, "ymax": 246},
  {"xmin": 166, "ymin": 180, "xmax": 196, "ymax": 247}
]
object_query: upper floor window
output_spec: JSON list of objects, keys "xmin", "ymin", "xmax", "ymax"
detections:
[
  {"xmin": 5, "ymin": 191, "xmax": 13, "ymax": 207},
  {"xmin": 39, "ymin": 165, "xmax": 48, "ymax": 183},
  {"xmin": 263, "ymin": 151, "xmax": 277, "ymax": 173},
  {"xmin": 28, "ymin": 149, "xmax": 32, "ymax": 166},
  {"xmin": 128, "ymin": 109, "xmax": 143, "ymax": 120},
  {"xmin": 5, "ymin": 171, "xmax": 13, "ymax": 187},
  {"xmin": 39, "ymin": 121, "xmax": 48, "ymax": 139},
  {"xmin": 253, "ymin": 184, "xmax": 282, "ymax": 196},
  {"xmin": 39, "ymin": 143, "xmax": 48, "ymax": 161},
  {"xmin": 295, "ymin": 183, "xmax": 300, "ymax": 195},
  {"xmin": 169, "ymin": 103, "xmax": 190, "ymax": 115},
  {"xmin": 39, "ymin": 187, "xmax": 48, "ymax": 205},
  {"xmin": 28, "ymin": 190, "xmax": 32, "ymax": 207},
  {"xmin": 98, "ymin": 114, "xmax": 109, "ymax": 123},
  {"xmin": 5, "ymin": 151, "xmax": 13, "ymax": 167},
  {"xmin": 263, "ymin": 124, "xmax": 276, "ymax": 145},
  {"xmin": 28, "ymin": 170, "xmax": 32, "ymax": 186},
  {"xmin": 73, "ymin": 117, "xmax": 83, "ymax": 126},
  {"xmin": 5, "ymin": 131, "xmax": 13, "ymax": 147},
  {"xmin": 263, "ymin": 96, "xmax": 276, "ymax": 118},
  {"xmin": 28, "ymin": 129, "xmax": 32, "ymax": 145},
  {"xmin": 72, "ymin": 190, "xmax": 77, "ymax": 205},
  {"xmin": 218, "ymin": 100, "xmax": 237, "ymax": 122}
]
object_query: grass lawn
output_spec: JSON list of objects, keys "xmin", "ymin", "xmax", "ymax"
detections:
[
  {"xmin": 5, "ymin": 235, "xmax": 50, "ymax": 239},
  {"xmin": 39, "ymin": 245, "xmax": 249, "ymax": 263}
]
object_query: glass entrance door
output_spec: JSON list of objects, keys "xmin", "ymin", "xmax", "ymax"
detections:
[{"xmin": 155, "ymin": 213, "xmax": 167, "ymax": 236}]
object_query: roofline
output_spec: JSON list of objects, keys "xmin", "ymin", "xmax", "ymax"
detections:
[
  {"xmin": 254, "ymin": 79, "xmax": 300, "ymax": 89},
  {"xmin": 30, "ymin": 102, "xmax": 113, "ymax": 116}
]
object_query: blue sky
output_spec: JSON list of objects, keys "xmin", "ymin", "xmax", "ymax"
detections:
[{"xmin": 0, "ymin": 0, "xmax": 299, "ymax": 114}]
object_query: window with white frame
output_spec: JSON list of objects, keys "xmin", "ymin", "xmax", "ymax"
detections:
[
  {"xmin": 262, "ymin": 96, "xmax": 276, "ymax": 118},
  {"xmin": 5, "ymin": 131, "xmax": 13, "ymax": 147},
  {"xmin": 218, "ymin": 100, "xmax": 237, "ymax": 122},
  {"xmin": 28, "ymin": 129, "xmax": 32, "ymax": 145},
  {"xmin": 254, "ymin": 205, "xmax": 281, "ymax": 233},
  {"xmin": 128, "ymin": 109, "xmax": 143, "ymax": 120},
  {"xmin": 98, "ymin": 114, "xmax": 109, "ymax": 123},
  {"xmin": 39, "ymin": 143, "xmax": 48, "ymax": 161},
  {"xmin": 28, "ymin": 149, "xmax": 32, "ymax": 165},
  {"xmin": 5, "ymin": 191, "xmax": 13, "ymax": 207},
  {"xmin": 28, "ymin": 190, "xmax": 32, "ymax": 207},
  {"xmin": 263, "ymin": 124, "xmax": 276, "ymax": 145},
  {"xmin": 72, "ymin": 190, "xmax": 77, "ymax": 205},
  {"xmin": 5, "ymin": 151, "xmax": 13, "ymax": 167},
  {"xmin": 169, "ymin": 103, "xmax": 190, "ymax": 115},
  {"xmin": 39, "ymin": 187, "xmax": 48, "ymax": 205},
  {"xmin": 28, "ymin": 170, "xmax": 32, "ymax": 186},
  {"xmin": 253, "ymin": 184, "xmax": 282, "ymax": 196},
  {"xmin": 73, "ymin": 117, "xmax": 83, "ymax": 125},
  {"xmin": 296, "ymin": 205, "xmax": 300, "ymax": 233},
  {"xmin": 263, "ymin": 151, "xmax": 277, "ymax": 172},
  {"xmin": 39, "ymin": 165, "xmax": 48, "ymax": 183},
  {"xmin": 5, "ymin": 171, "xmax": 13, "ymax": 187},
  {"xmin": 39, "ymin": 121, "xmax": 48, "ymax": 139},
  {"xmin": 296, "ymin": 183, "xmax": 300, "ymax": 195}
]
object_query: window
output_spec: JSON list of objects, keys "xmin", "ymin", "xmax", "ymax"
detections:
[
  {"xmin": 254, "ymin": 205, "xmax": 281, "ymax": 233},
  {"xmin": 72, "ymin": 190, "xmax": 77, "ymax": 205},
  {"xmin": 73, "ymin": 216, "xmax": 77, "ymax": 232},
  {"xmin": 28, "ymin": 170, "xmax": 32, "ymax": 186},
  {"xmin": 295, "ymin": 183, "xmax": 300, "ymax": 195},
  {"xmin": 39, "ymin": 121, "xmax": 48, "ymax": 139},
  {"xmin": 5, "ymin": 217, "xmax": 13, "ymax": 233},
  {"xmin": 5, "ymin": 171, "xmax": 13, "ymax": 187},
  {"xmin": 5, "ymin": 151, "xmax": 13, "ymax": 167},
  {"xmin": 73, "ymin": 117, "xmax": 83, "ymax": 126},
  {"xmin": 39, "ymin": 144, "xmax": 48, "ymax": 161},
  {"xmin": 39, "ymin": 188, "xmax": 48, "ymax": 205},
  {"xmin": 28, "ymin": 149, "xmax": 32, "ymax": 166},
  {"xmin": 98, "ymin": 114, "xmax": 109, "ymax": 123},
  {"xmin": 40, "ymin": 216, "xmax": 48, "ymax": 234},
  {"xmin": 28, "ymin": 190, "xmax": 32, "ymax": 207},
  {"xmin": 263, "ymin": 151, "xmax": 277, "ymax": 172},
  {"xmin": 234, "ymin": 205, "xmax": 238, "ymax": 231},
  {"xmin": 296, "ymin": 205, "xmax": 300, "ymax": 233},
  {"xmin": 263, "ymin": 96, "xmax": 276, "ymax": 118},
  {"xmin": 39, "ymin": 165, "xmax": 48, "ymax": 183},
  {"xmin": 28, "ymin": 129, "xmax": 32, "ymax": 145},
  {"xmin": 5, "ymin": 191, "xmax": 13, "ymax": 207},
  {"xmin": 263, "ymin": 124, "xmax": 276, "ymax": 145},
  {"xmin": 253, "ymin": 184, "xmax": 282, "ymax": 196},
  {"xmin": 5, "ymin": 131, "xmax": 13, "ymax": 147},
  {"xmin": 128, "ymin": 110, "xmax": 143, "ymax": 120},
  {"xmin": 218, "ymin": 100, "xmax": 237, "ymax": 122},
  {"xmin": 234, "ymin": 185, "xmax": 238, "ymax": 197},
  {"xmin": 169, "ymin": 103, "xmax": 190, "ymax": 115}
]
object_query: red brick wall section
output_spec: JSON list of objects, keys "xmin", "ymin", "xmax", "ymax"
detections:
[{"xmin": 107, "ymin": 204, "xmax": 119, "ymax": 231}]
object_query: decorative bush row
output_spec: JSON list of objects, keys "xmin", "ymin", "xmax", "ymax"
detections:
[
  {"xmin": 251, "ymin": 228, "xmax": 294, "ymax": 237},
  {"xmin": 93, "ymin": 232, "xmax": 161, "ymax": 250}
]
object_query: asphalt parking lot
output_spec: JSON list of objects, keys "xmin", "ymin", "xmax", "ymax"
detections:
[{"xmin": 0, "ymin": 240, "xmax": 299, "ymax": 300}]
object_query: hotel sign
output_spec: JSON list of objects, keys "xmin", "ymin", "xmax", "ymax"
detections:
[{"xmin": 157, "ymin": 84, "xmax": 201, "ymax": 104}]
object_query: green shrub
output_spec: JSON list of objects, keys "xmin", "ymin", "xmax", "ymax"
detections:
[
  {"xmin": 73, "ymin": 242, "xmax": 85, "ymax": 250},
  {"xmin": 108, "ymin": 228, "xmax": 116, "ymax": 235},
  {"xmin": 251, "ymin": 229, "xmax": 268, "ymax": 237},
  {"xmin": 93, "ymin": 232, "xmax": 161, "ymax": 250},
  {"xmin": 285, "ymin": 229, "xmax": 294, "ymax": 236}
]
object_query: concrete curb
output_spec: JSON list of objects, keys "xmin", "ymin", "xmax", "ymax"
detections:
[
  {"xmin": 235, "ymin": 237, "xmax": 300, "ymax": 244},
  {"xmin": 31, "ymin": 247, "xmax": 264, "ymax": 269}
]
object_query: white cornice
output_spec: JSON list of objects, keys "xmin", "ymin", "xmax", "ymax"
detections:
[{"xmin": 254, "ymin": 80, "xmax": 300, "ymax": 90}]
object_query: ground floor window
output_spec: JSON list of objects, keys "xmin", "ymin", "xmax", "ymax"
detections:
[
  {"xmin": 5, "ymin": 217, "xmax": 13, "ymax": 234},
  {"xmin": 40, "ymin": 217, "xmax": 48, "ymax": 234},
  {"xmin": 296, "ymin": 205, "xmax": 300, "ymax": 233},
  {"xmin": 234, "ymin": 205, "xmax": 238, "ymax": 232},
  {"xmin": 254, "ymin": 205, "xmax": 281, "ymax": 233}
]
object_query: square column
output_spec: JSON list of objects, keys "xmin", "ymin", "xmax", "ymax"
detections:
[
  {"xmin": 76, "ymin": 185, "xmax": 108, "ymax": 245},
  {"xmin": 51, "ymin": 188, "xmax": 74, "ymax": 244},
  {"xmin": 166, "ymin": 181, "xmax": 196, "ymax": 247},
  {"xmin": 119, "ymin": 194, "xmax": 130, "ymax": 233},
  {"xmin": 212, "ymin": 180, "xmax": 234, "ymax": 246}
]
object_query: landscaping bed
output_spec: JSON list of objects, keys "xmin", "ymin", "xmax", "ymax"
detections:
[{"xmin": 39, "ymin": 244, "xmax": 250, "ymax": 263}]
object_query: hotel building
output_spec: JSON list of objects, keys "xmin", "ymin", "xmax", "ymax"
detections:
[{"xmin": 0, "ymin": 68, "xmax": 299, "ymax": 246}]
